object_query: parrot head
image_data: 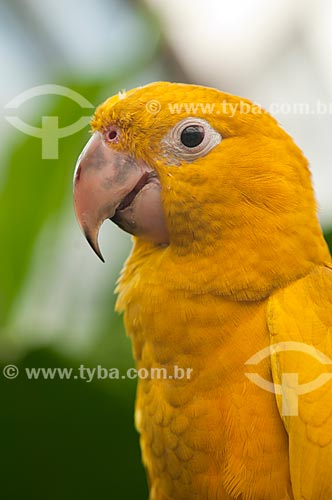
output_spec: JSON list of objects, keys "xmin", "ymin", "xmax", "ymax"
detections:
[{"xmin": 74, "ymin": 82, "xmax": 327, "ymax": 292}]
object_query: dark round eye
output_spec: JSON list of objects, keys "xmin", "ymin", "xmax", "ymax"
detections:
[
  {"xmin": 180, "ymin": 125, "xmax": 205, "ymax": 148},
  {"xmin": 107, "ymin": 129, "xmax": 117, "ymax": 141}
]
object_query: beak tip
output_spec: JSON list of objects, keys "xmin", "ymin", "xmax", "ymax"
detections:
[
  {"xmin": 85, "ymin": 231, "xmax": 105, "ymax": 263},
  {"xmin": 98, "ymin": 253, "xmax": 106, "ymax": 264},
  {"xmin": 94, "ymin": 248, "xmax": 105, "ymax": 263}
]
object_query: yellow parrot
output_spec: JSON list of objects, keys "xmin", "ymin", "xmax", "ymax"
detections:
[{"xmin": 73, "ymin": 82, "xmax": 332, "ymax": 500}]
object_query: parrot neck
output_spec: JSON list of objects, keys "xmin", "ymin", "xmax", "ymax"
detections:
[{"xmin": 118, "ymin": 216, "xmax": 330, "ymax": 302}]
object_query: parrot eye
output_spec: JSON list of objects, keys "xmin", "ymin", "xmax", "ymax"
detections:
[
  {"xmin": 162, "ymin": 117, "xmax": 221, "ymax": 163},
  {"xmin": 180, "ymin": 125, "xmax": 205, "ymax": 148}
]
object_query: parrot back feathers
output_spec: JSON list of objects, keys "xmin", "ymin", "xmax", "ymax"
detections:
[{"xmin": 268, "ymin": 265, "xmax": 332, "ymax": 500}]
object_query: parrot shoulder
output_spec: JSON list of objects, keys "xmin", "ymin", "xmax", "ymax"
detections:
[{"xmin": 267, "ymin": 263, "xmax": 332, "ymax": 500}]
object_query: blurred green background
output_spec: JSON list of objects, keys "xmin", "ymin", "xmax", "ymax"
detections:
[{"xmin": 0, "ymin": 1, "xmax": 331, "ymax": 499}]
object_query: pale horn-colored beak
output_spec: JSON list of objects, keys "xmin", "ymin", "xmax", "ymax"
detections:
[{"xmin": 73, "ymin": 132, "xmax": 169, "ymax": 261}]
